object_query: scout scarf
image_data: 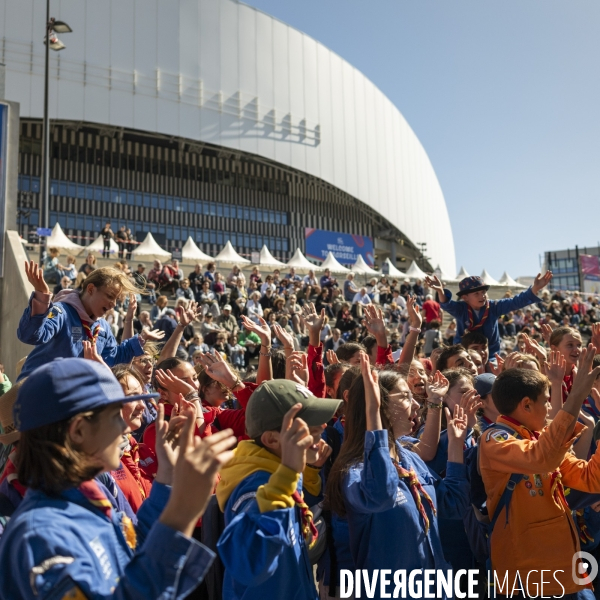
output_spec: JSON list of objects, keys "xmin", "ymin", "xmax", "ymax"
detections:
[
  {"xmin": 466, "ymin": 302, "xmax": 490, "ymax": 332},
  {"xmin": 78, "ymin": 480, "xmax": 137, "ymax": 550},
  {"xmin": 392, "ymin": 460, "xmax": 436, "ymax": 535}
]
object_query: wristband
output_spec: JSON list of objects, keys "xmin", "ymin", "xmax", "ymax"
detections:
[
  {"xmin": 184, "ymin": 391, "xmax": 200, "ymax": 402},
  {"xmin": 426, "ymin": 401, "xmax": 443, "ymax": 410},
  {"xmin": 409, "ymin": 326, "xmax": 421, "ymax": 333},
  {"xmin": 226, "ymin": 376, "xmax": 243, "ymax": 391}
]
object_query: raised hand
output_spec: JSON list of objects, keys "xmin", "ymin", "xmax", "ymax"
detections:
[
  {"xmin": 424, "ymin": 275, "xmax": 444, "ymax": 295},
  {"xmin": 544, "ymin": 350, "xmax": 567, "ymax": 385},
  {"xmin": 307, "ymin": 438, "xmax": 333, "ymax": 469},
  {"xmin": 241, "ymin": 314, "xmax": 271, "ymax": 346},
  {"xmin": 180, "ymin": 301, "xmax": 202, "ymax": 327},
  {"xmin": 154, "ymin": 402, "xmax": 194, "ymax": 484},
  {"xmin": 286, "ymin": 351, "xmax": 309, "ymax": 386},
  {"xmin": 25, "ymin": 260, "xmax": 49, "ymax": 294},
  {"xmin": 125, "ymin": 293, "xmax": 138, "ymax": 321},
  {"xmin": 489, "ymin": 354, "xmax": 505, "ymax": 376},
  {"xmin": 522, "ymin": 333, "xmax": 547, "ymax": 362},
  {"xmin": 363, "ymin": 304, "xmax": 388, "ymax": 346},
  {"xmin": 141, "ymin": 328, "xmax": 166, "ymax": 342},
  {"xmin": 459, "ymin": 388, "xmax": 482, "ymax": 417},
  {"xmin": 196, "ymin": 351, "xmax": 242, "ymax": 390},
  {"xmin": 532, "ymin": 271, "xmax": 553, "ymax": 295},
  {"xmin": 155, "ymin": 368, "xmax": 196, "ymax": 397},
  {"xmin": 591, "ymin": 323, "xmax": 600, "ymax": 351},
  {"xmin": 326, "ymin": 349, "xmax": 340, "ymax": 365},
  {"xmin": 591, "ymin": 387, "xmax": 600, "ymax": 414},
  {"xmin": 300, "ymin": 302, "xmax": 326, "ymax": 346},
  {"xmin": 446, "ymin": 404, "xmax": 468, "ymax": 444},
  {"xmin": 568, "ymin": 345, "xmax": 600, "ymax": 405},
  {"xmin": 360, "ymin": 351, "xmax": 382, "ymax": 431},
  {"xmin": 279, "ymin": 404, "xmax": 313, "ymax": 473},
  {"xmin": 82, "ymin": 339, "xmax": 110, "ymax": 370},
  {"xmin": 504, "ymin": 351, "xmax": 526, "ymax": 371},
  {"xmin": 272, "ymin": 322, "xmax": 295, "ymax": 350},
  {"xmin": 541, "ymin": 323, "xmax": 554, "ymax": 346},
  {"xmin": 406, "ymin": 295, "xmax": 423, "ymax": 329},
  {"xmin": 426, "ymin": 371, "xmax": 449, "ymax": 401}
]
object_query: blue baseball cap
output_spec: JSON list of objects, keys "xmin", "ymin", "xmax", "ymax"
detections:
[
  {"xmin": 474, "ymin": 373, "xmax": 496, "ymax": 398},
  {"xmin": 13, "ymin": 358, "xmax": 159, "ymax": 432}
]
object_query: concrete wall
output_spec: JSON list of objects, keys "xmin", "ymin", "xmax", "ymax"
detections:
[{"xmin": 0, "ymin": 230, "xmax": 33, "ymax": 381}]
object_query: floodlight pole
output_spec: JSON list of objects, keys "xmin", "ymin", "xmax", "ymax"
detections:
[{"xmin": 39, "ymin": 0, "xmax": 51, "ymax": 263}]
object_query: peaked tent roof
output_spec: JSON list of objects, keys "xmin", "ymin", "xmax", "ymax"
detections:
[
  {"xmin": 132, "ymin": 233, "xmax": 171, "ymax": 260},
  {"xmin": 384, "ymin": 258, "xmax": 406, "ymax": 279},
  {"xmin": 498, "ymin": 271, "xmax": 526, "ymax": 288},
  {"xmin": 404, "ymin": 261, "xmax": 427, "ymax": 279},
  {"xmin": 82, "ymin": 234, "xmax": 119, "ymax": 255},
  {"xmin": 434, "ymin": 263, "xmax": 458, "ymax": 283},
  {"xmin": 285, "ymin": 248, "xmax": 320, "ymax": 273},
  {"xmin": 456, "ymin": 266, "xmax": 470, "ymax": 280},
  {"xmin": 321, "ymin": 252, "xmax": 350, "ymax": 274},
  {"xmin": 181, "ymin": 236, "xmax": 214, "ymax": 263},
  {"xmin": 215, "ymin": 241, "xmax": 250, "ymax": 266},
  {"xmin": 352, "ymin": 254, "xmax": 379, "ymax": 276},
  {"xmin": 480, "ymin": 269, "xmax": 500, "ymax": 286},
  {"xmin": 46, "ymin": 223, "xmax": 83, "ymax": 252},
  {"xmin": 258, "ymin": 245, "xmax": 286, "ymax": 268}
]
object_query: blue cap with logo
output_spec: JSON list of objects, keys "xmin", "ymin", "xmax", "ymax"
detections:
[
  {"xmin": 457, "ymin": 276, "xmax": 490, "ymax": 297},
  {"xmin": 13, "ymin": 358, "xmax": 158, "ymax": 432}
]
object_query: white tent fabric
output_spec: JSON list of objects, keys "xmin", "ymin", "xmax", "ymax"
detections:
[
  {"xmin": 215, "ymin": 241, "xmax": 250, "ymax": 266},
  {"xmin": 404, "ymin": 261, "xmax": 427, "ymax": 279},
  {"xmin": 285, "ymin": 248, "xmax": 320, "ymax": 273},
  {"xmin": 321, "ymin": 252, "xmax": 350, "ymax": 274},
  {"xmin": 456, "ymin": 266, "xmax": 470, "ymax": 280},
  {"xmin": 132, "ymin": 233, "xmax": 171, "ymax": 260},
  {"xmin": 434, "ymin": 264, "xmax": 458, "ymax": 283},
  {"xmin": 498, "ymin": 271, "xmax": 526, "ymax": 288},
  {"xmin": 82, "ymin": 234, "xmax": 119, "ymax": 255},
  {"xmin": 258, "ymin": 245, "xmax": 286, "ymax": 268},
  {"xmin": 383, "ymin": 258, "xmax": 406, "ymax": 278},
  {"xmin": 481, "ymin": 269, "xmax": 500, "ymax": 286},
  {"xmin": 352, "ymin": 254, "xmax": 379, "ymax": 276},
  {"xmin": 181, "ymin": 236, "xmax": 214, "ymax": 264},
  {"xmin": 46, "ymin": 223, "xmax": 83, "ymax": 253}
]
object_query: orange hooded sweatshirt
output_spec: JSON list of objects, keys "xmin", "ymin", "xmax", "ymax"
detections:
[{"xmin": 480, "ymin": 410, "xmax": 600, "ymax": 597}]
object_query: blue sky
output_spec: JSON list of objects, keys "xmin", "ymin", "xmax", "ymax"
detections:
[{"xmin": 244, "ymin": 0, "xmax": 600, "ymax": 279}]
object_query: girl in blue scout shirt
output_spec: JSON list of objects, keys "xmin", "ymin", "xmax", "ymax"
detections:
[
  {"xmin": 0, "ymin": 357, "xmax": 237, "ymax": 600},
  {"xmin": 17, "ymin": 262, "xmax": 163, "ymax": 381},
  {"xmin": 326, "ymin": 354, "xmax": 470, "ymax": 600}
]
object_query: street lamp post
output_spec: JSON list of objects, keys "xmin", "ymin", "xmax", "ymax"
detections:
[{"xmin": 39, "ymin": 2, "xmax": 72, "ymax": 263}]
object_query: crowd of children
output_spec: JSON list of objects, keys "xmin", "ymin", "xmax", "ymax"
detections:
[{"xmin": 2, "ymin": 256, "xmax": 600, "ymax": 599}]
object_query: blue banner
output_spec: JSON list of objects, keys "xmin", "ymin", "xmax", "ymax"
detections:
[{"xmin": 305, "ymin": 228, "xmax": 374, "ymax": 266}]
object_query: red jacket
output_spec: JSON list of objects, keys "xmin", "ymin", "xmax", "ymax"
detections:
[{"xmin": 111, "ymin": 435, "xmax": 153, "ymax": 513}]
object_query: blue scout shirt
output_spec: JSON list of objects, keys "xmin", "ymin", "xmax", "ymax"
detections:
[
  {"xmin": 0, "ymin": 482, "xmax": 214, "ymax": 599},
  {"xmin": 217, "ymin": 471, "xmax": 318, "ymax": 600},
  {"xmin": 342, "ymin": 430, "xmax": 469, "ymax": 600},
  {"xmin": 17, "ymin": 294, "xmax": 144, "ymax": 380},
  {"xmin": 440, "ymin": 287, "xmax": 539, "ymax": 357}
]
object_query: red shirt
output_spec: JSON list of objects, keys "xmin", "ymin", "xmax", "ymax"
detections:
[{"xmin": 422, "ymin": 299, "xmax": 441, "ymax": 323}]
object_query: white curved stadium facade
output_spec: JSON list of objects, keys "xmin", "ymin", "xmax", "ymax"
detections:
[{"xmin": 1, "ymin": 0, "xmax": 456, "ymax": 274}]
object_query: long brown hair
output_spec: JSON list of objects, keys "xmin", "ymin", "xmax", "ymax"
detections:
[
  {"xmin": 325, "ymin": 369, "xmax": 404, "ymax": 517},
  {"xmin": 17, "ymin": 408, "xmax": 106, "ymax": 496}
]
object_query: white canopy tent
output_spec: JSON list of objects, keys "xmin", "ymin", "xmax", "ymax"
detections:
[
  {"xmin": 132, "ymin": 233, "xmax": 171, "ymax": 261},
  {"xmin": 383, "ymin": 258, "xmax": 406, "ymax": 279},
  {"xmin": 404, "ymin": 261, "xmax": 427, "ymax": 280},
  {"xmin": 285, "ymin": 248, "xmax": 320, "ymax": 273},
  {"xmin": 434, "ymin": 264, "xmax": 458, "ymax": 283},
  {"xmin": 480, "ymin": 269, "xmax": 500, "ymax": 286},
  {"xmin": 215, "ymin": 241, "xmax": 250, "ymax": 266},
  {"xmin": 46, "ymin": 223, "xmax": 83, "ymax": 253},
  {"xmin": 321, "ymin": 252, "xmax": 350, "ymax": 274},
  {"xmin": 82, "ymin": 234, "xmax": 119, "ymax": 256},
  {"xmin": 498, "ymin": 271, "xmax": 526, "ymax": 288},
  {"xmin": 181, "ymin": 236, "xmax": 214, "ymax": 264},
  {"xmin": 456, "ymin": 266, "xmax": 470, "ymax": 280},
  {"xmin": 257, "ymin": 245, "xmax": 286, "ymax": 269},
  {"xmin": 352, "ymin": 254, "xmax": 379, "ymax": 276}
]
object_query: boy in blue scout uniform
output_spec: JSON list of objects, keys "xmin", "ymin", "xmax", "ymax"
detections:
[
  {"xmin": 424, "ymin": 272, "xmax": 552, "ymax": 359},
  {"xmin": 0, "ymin": 357, "xmax": 237, "ymax": 599},
  {"xmin": 17, "ymin": 262, "xmax": 160, "ymax": 380},
  {"xmin": 216, "ymin": 379, "xmax": 341, "ymax": 600}
]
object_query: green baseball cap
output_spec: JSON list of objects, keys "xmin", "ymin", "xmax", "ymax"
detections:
[{"xmin": 245, "ymin": 379, "xmax": 342, "ymax": 439}]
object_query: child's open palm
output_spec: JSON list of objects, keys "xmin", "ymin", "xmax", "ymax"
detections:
[
  {"xmin": 446, "ymin": 405, "xmax": 468, "ymax": 443},
  {"xmin": 25, "ymin": 260, "xmax": 49, "ymax": 294}
]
